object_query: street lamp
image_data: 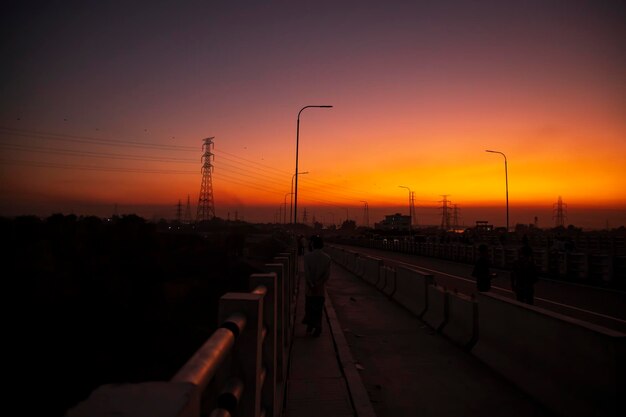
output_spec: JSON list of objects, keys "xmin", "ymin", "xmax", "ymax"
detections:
[
  {"xmin": 360, "ymin": 200, "xmax": 369, "ymax": 228},
  {"xmin": 283, "ymin": 192, "xmax": 293, "ymax": 224},
  {"xmin": 486, "ymin": 150, "xmax": 509, "ymax": 232},
  {"xmin": 290, "ymin": 171, "xmax": 308, "ymax": 223},
  {"xmin": 398, "ymin": 185, "xmax": 413, "ymax": 231},
  {"xmin": 294, "ymin": 105, "xmax": 333, "ymax": 225}
]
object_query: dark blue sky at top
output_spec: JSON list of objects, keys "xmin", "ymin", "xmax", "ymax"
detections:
[{"xmin": 3, "ymin": 1, "xmax": 624, "ymax": 116}]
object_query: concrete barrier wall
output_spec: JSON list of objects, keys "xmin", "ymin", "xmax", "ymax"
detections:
[
  {"xmin": 442, "ymin": 291, "xmax": 477, "ymax": 349},
  {"xmin": 422, "ymin": 285, "xmax": 447, "ymax": 331},
  {"xmin": 354, "ymin": 255, "xmax": 365, "ymax": 278},
  {"xmin": 381, "ymin": 267, "xmax": 396, "ymax": 297},
  {"xmin": 473, "ymin": 292, "xmax": 625, "ymax": 417},
  {"xmin": 362, "ymin": 256, "xmax": 382, "ymax": 286},
  {"xmin": 377, "ymin": 265, "xmax": 392, "ymax": 291},
  {"xmin": 391, "ymin": 266, "xmax": 433, "ymax": 317},
  {"xmin": 344, "ymin": 250, "xmax": 359, "ymax": 274},
  {"xmin": 328, "ymin": 246, "xmax": 343, "ymax": 266}
]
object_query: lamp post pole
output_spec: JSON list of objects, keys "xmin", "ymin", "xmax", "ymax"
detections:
[
  {"xmin": 283, "ymin": 192, "xmax": 293, "ymax": 224},
  {"xmin": 486, "ymin": 150, "xmax": 509, "ymax": 232},
  {"xmin": 294, "ymin": 105, "xmax": 332, "ymax": 226},
  {"xmin": 290, "ymin": 171, "xmax": 308, "ymax": 224},
  {"xmin": 360, "ymin": 200, "xmax": 369, "ymax": 228},
  {"xmin": 399, "ymin": 185, "xmax": 413, "ymax": 231}
]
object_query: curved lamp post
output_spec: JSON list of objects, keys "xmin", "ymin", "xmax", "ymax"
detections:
[
  {"xmin": 486, "ymin": 150, "xmax": 509, "ymax": 232},
  {"xmin": 283, "ymin": 192, "xmax": 293, "ymax": 224},
  {"xmin": 398, "ymin": 185, "xmax": 413, "ymax": 231},
  {"xmin": 360, "ymin": 200, "xmax": 369, "ymax": 228},
  {"xmin": 290, "ymin": 171, "xmax": 308, "ymax": 224},
  {"xmin": 293, "ymin": 105, "xmax": 332, "ymax": 225}
]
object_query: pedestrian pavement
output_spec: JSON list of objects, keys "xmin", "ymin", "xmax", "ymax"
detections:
[
  {"xmin": 324, "ymin": 260, "xmax": 556, "ymax": 417},
  {"xmin": 284, "ymin": 256, "xmax": 376, "ymax": 417},
  {"xmin": 284, "ymin": 255, "xmax": 556, "ymax": 417}
]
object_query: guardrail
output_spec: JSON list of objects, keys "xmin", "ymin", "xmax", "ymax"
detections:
[
  {"xmin": 336, "ymin": 237, "xmax": 625, "ymax": 287},
  {"xmin": 67, "ymin": 249, "xmax": 297, "ymax": 417},
  {"xmin": 326, "ymin": 245, "xmax": 625, "ymax": 417}
]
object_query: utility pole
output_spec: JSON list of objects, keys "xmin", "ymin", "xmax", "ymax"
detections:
[
  {"xmin": 184, "ymin": 195, "xmax": 193, "ymax": 224},
  {"xmin": 176, "ymin": 199, "xmax": 183, "ymax": 223}
]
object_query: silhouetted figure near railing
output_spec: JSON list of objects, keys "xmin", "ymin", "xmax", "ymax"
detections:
[
  {"xmin": 511, "ymin": 245, "xmax": 538, "ymax": 304},
  {"xmin": 302, "ymin": 235, "xmax": 331, "ymax": 337},
  {"xmin": 472, "ymin": 244, "xmax": 492, "ymax": 292},
  {"xmin": 298, "ymin": 234, "xmax": 307, "ymax": 255}
]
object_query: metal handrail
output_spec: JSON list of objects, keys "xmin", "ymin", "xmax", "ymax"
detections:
[{"xmin": 171, "ymin": 313, "xmax": 246, "ymax": 392}]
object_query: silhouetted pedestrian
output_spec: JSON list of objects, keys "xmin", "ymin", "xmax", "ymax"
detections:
[
  {"xmin": 302, "ymin": 235, "xmax": 331, "ymax": 337},
  {"xmin": 298, "ymin": 235, "xmax": 306, "ymax": 255},
  {"xmin": 511, "ymin": 245, "xmax": 538, "ymax": 304},
  {"xmin": 472, "ymin": 244, "xmax": 491, "ymax": 292}
]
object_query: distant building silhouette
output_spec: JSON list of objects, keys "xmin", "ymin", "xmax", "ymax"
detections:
[{"xmin": 375, "ymin": 213, "xmax": 411, "ymax": 231}]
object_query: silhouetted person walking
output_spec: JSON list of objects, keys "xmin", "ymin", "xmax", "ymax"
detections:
[
  {"xmin": 302, "ymin": 235, "xmax": 331, "ymax": 337},
  {"xmin": 511, "ymin": 245, "xmax": 538, "ymax": 304},
  {"xmin": 472, "ymin": 244, "xmax": 492, "ymax": 292},
  {"xmin": 298, "ymin": 235, "xmax": 306, "ymax": 255}
]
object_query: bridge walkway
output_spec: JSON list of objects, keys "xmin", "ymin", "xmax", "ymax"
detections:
[
  {"xmin": 319, "ymin": 260, "xmax": 556, "ymax": 417},
  {"xmin": 284, "ymin": 256, "xmax": 376, "ymax": 417}
]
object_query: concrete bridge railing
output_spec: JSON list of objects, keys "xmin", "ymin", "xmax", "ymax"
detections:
[{"xmin": 67, "ymin": 249, "xmax": 296, "ymax": 417}]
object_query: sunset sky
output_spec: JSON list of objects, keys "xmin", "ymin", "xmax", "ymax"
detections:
[{"xmin": 1, "ymin": 1, "xmax": 625, "ymax": 229}]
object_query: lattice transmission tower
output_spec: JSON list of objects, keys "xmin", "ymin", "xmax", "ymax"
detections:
[
  {"xmin": 452, "ymin": 204, "xmax": 461, "ymax": 229},
  {"xmin": 196, "ymin": 137, "xmax": 216, "ymax": 222},
  {"xmin": 440, "ymin": 195, "xmax": 451, "ymax": 230},
  {"xmin": 553, "ymin": 196, "xmax": 567, "ymax": 227}
]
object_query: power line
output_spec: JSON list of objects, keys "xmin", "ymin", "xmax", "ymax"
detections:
[
  {"xmin": 1, "ymin": 127, "xmax": 438, "ymax": 211},
  {"xmin": 0, "ymin": 126, "xmax": 197, "ymax": 151},
  {"xmin": 0, "ymin": 143, "xmax": 197, "ymax": 163},
  {"xmin": 0, "ymin": 158, "xmax": 197, "ymax": 174},
  {"xmin": 1, "ymin": 127, "xmax": 386, "ymax": 201}
]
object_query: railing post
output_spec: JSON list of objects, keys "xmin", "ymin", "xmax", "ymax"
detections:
[
  {"xmin": 219, "ymin": 293, "xmax": 264, "ymax": 417},
  {"xmin": 274, "ymin": 256, "xmax": 291, "ymax": 342},
  {"xmin": 264, "ymin": 263, "xmax": 286, "ymax": 383},
  {"xmin": 250, "ymin": 273, "xmax": 278, "ymax": 417}
]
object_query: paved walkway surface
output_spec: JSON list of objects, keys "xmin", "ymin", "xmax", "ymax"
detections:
[
  {"xmin": 325, "ymin": 260, "xmax": 557, "ymax": 417},
  {"xmin": 284, "ymin": 256, "xmax": 376, "ymax": 417},
  {"xmin": 285, "ymin": 256, "xmax": 556, "ymax": 417}
]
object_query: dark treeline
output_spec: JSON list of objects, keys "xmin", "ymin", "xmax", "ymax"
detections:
[{"xmin": 1, "ymin": 214, "xmax": 287, "ymax": 416}]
